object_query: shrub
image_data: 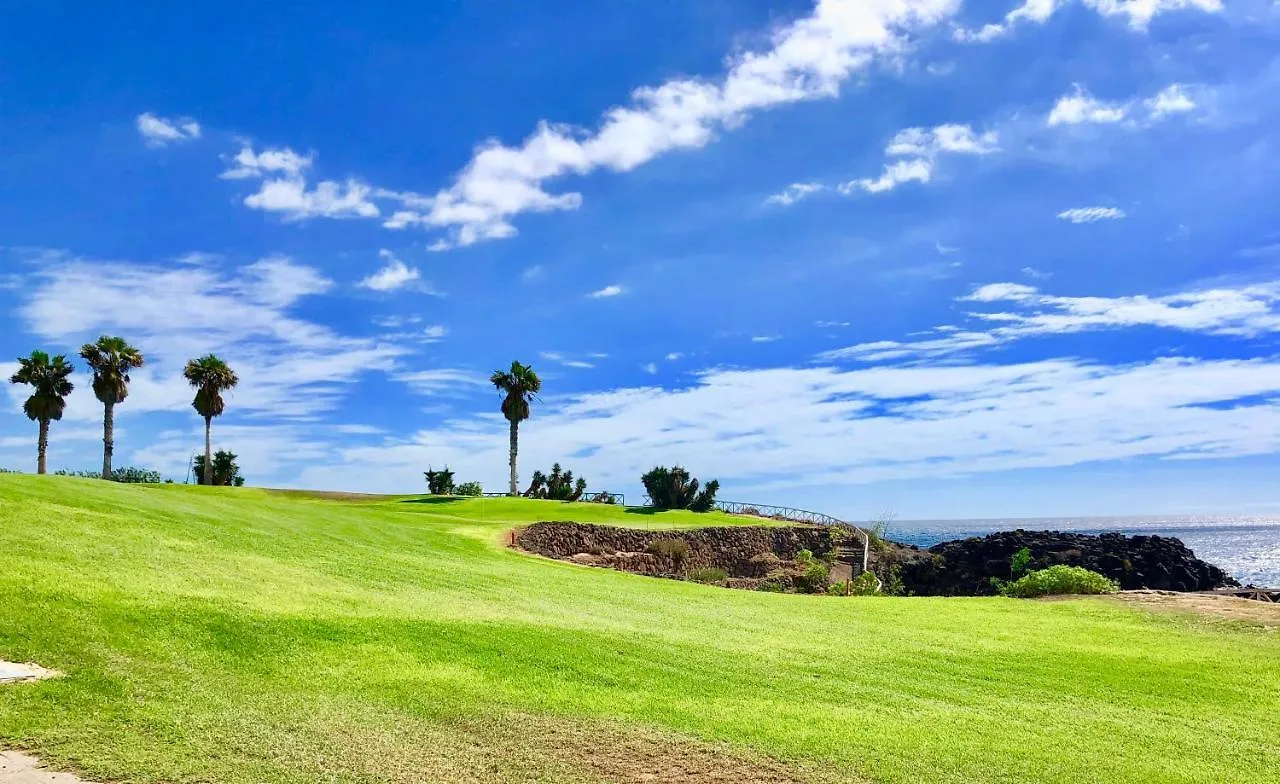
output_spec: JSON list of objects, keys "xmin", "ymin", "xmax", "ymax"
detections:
[
  {"xmin": 688, "ymin": 567, "xmax": 728, "ymax": 584},
  {"xmin": 646, "ymin": 538, "xmax": 691, "ymax": 570},
  {"xmin": 194, "ymin": 451, "xmax": 245, "ymax": 486},
  {"xmin": 424, "ymin": 466, "xmax": 455, "ymax": 495},
  {"xmin": 111, "ymin": 466, "xmax": 163, "ymax": 484},
  {"xmin": 640, "ymin": 466, "xmax": 720, "ymax": 512},
  {"xmin": 586, "ymin": 491, "xmax": 619, "ymax": 504},
  {"xmin": 1010, "ymin": 546, "xmax": 1033, "ymax": 578},
  {"xmin": 1001, "ymin": 565, "xmax": 1119, "ymax": 598},
  {"xmin": 454, "ymin": 481, "xmax": 483, "ymax": 497},
  {"xmin": 522, "ymin": 464, "xmax": 587, "ymax": 501}
]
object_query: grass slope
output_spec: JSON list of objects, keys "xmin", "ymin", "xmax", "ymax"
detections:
[{"xmin": 0, "ymin": 476, "xmax": 1277, "ymax": 784}]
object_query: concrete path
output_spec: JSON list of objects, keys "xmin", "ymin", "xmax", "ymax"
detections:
[
  {"xmin": 0, "ymin": 752, "xmax": 95, "ymax": 784},
  {"xmin": 0, "ymin": 662, "xmax": 58, "ymax": 684}
]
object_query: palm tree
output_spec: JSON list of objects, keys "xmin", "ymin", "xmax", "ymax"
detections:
[
  {"xmin": 79, "ymin": 336, "xmax": 145, "ymax": 479},
  {"xmin": 9, "ymin": 351, "xmax": 75, "ymax": 474},
  {"xmin": 490, "ymin": 360, "xmax": 541, "ymax": 495},
  {"xmin": 183, "ymin": 354, "xmax": 238, "ymax": 486}
]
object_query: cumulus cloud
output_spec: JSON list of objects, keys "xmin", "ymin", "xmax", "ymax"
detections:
[
  {"xmin": 375, "ymin": 0, "xmax": 963, "ymax": 247},
  {"xmin": 1047, "ymin": 86, "xmax": 1128, "ymax": 126},
  {"xmin": 136, "ymin": 112, "xmax": 201, "ymax": 146},
  {"xmin": 358, "ymin": 250, "xmax": 422, "ymax": 292},
  {"xmin": 820, "ymin": 279, "xmax": 1280, "ymax": 362},
  {"xmin": 1058, "ymin": 206, "xmax": 1126, "ymax": 223},
  {"xmin": 840, "ymin": 123, "xmax": 997, "ymax": 195},
  {"xmin": 223, "ymin": 144, "xmax": 380, "ymax": 220},
  {"xmin": 1145, "ymin": 83, "xmax": 1197, "ymax": 118}
]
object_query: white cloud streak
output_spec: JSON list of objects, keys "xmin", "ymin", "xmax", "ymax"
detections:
[
  {"xmin": 840, "ymin": 123, "xmax": 997, "ymax": 194},
  {"xmin": 955, "ymin": 0, "xmax": 1222, "ymax": 42},
  {"xmin": 820, "ymin": 280, "xmax": 1280, "ymax": 362},
  {"xmin": 765, "ymin": 182, "xmax": 825, "ymax": 206},
  {"xmin": 1058, "ymin": 206, "xmax": 1126, "ymax": 223},
  {"xmin": 588, "ymin": 284, "xmax": 625, "ymax": 299},
  {"xmin": 136, "ymin": 113, "xmax": 201, "ymax": 146}
]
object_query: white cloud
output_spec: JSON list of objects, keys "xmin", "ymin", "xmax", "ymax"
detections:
[
  {"xmin": 955, "ymin": 0, "xmax": 1221, "ymax": 41},
  {"xmin": 296, "ymin": 356, "xmax": 1280, "ymax": 497},
  {"xmin": 1058, "ymin": 206, "xmax": 1126, "ymax": 223},
  {"xmin": 1047, "ymin": 86, "xmax": 1128, "ymax": 126},
  {"xmin": 642, "ymin": 363, "xmax": 659, "ymax": 375},
  {"xmin": 379, "ymin": 0, "xmax": 964, "ymax": 247},
  {"xmin": 358, "ymin": 250, "xmax": 422, "ymax": 291},
  {"xmin": 540, "ymin": 351, "xmax": 597, "ymax": 369},
  {"xmin": 820, "ymin": 279, "xmax": 1280, "ymax": 362},
  {"xmin": 421, "ymin": 325, "xmax": 448, "ymax": 342},
  {"xmin": 522, "ymin": 265, "xmax": 545, "ymax": 282},
  {"xmin": 588, "ymin": 284, "xmax": 625, "ymax": 298},
  {"xmin": 840, "ymin": 123, "xmax": 996, "ymax": 195},
  {"xmin": 220, "ymin": 146, "xmax": 313, "ymax": 179},
  {"xmin": 136, "ymin": 112, "xmax": 201, "ymax": 146},
  {"xmin": 844, "ymin": 158, "xmax": 934, "ymax": 194},
  {"xmin": 1145, "ymin": 83, "xmax": 1197, "ymax": 118},
  {"xmin": 751, "ymin": 335, "xmax": 781, "ymax": 343},
  {"xmin": 13, "ymin": 255, "xmax": 406, "ymax": 421},
  {"xmin": 765, "ymin": 182, "xmax": 825, "ymax": 206},
  {"xmin": 665, "ymin": 352, "xmax": 684, "ymax": 360},
  {"xmin": 393, "ymin": 369, "xmax": 489, "ymax": 396}
]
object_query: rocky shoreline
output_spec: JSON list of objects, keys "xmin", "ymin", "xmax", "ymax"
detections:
[{"xmin": 516, "ymin": 521, "xmax": 1239, "ymax": 595}]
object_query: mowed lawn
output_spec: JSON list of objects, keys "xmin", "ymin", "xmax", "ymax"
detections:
[{"xmin": 0, "ymin": 476, "xmax": 1277, "ymax": 784}]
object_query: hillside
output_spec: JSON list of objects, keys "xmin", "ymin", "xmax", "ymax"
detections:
[{"xmin": 0, "ymin": 475, "xmax": 1277, "ymax": 784}]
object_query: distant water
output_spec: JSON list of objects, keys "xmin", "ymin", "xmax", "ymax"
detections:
[{"xmin": 888, "ymin": 516, "xmax": 1280, "ymax": 587}]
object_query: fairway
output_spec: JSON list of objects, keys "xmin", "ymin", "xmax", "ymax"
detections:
[{"xmin": 0, "ymin": 476, "xmax": 1277, "ymax": 784}]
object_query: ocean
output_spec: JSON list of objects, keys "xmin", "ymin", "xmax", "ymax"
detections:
[{"xmin": 888, "ymin": 515, "xmax": 1280, "ymax": 587}]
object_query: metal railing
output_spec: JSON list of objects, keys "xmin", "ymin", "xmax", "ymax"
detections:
[{"xmin": 715, "ymin": 500, "xmax": 876, "ymax": 587}]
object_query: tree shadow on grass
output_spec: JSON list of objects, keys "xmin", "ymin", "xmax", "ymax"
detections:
[
  {"xmin": 399, "ymin": 496, "xmax": 466, "ymax": 505},
  {"xmin": 623, "ymin": 506, "xmax": 662, "ymax": 516}
]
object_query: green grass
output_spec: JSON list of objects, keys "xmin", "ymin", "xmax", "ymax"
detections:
[{"xmin": 0, "ymin": 475, "xmax": 1277, "ymax": 783}]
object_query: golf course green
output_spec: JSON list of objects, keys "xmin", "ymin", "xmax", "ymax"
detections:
[{"xmin": 1, "ymin": 475, "xmax": 1276, "ymax": 783}]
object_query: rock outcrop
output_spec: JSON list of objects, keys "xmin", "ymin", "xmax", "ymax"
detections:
[{"xmin": 894, "ymin": 529, "xmax": 1239, "ymax": 595}]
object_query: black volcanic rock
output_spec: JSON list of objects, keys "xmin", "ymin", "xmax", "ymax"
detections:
[{"xmin": 895, "ymin": 529, "xmax": 1239, "ymax": 596}]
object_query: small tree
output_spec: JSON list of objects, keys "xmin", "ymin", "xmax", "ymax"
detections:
[
  {"xmin": 424, "ymin": 466, "xmax": 456, "ymax": 495},
  {"xmin": 522, "ymin": 463, "xmax": 587, "ymax": 501},
  {"xmin": 192, "ymin": 450, "xmax": 244, "ymax": 486},
  {"xmin": 490, "ymin": 361, "xmax": 541, "ymax": 496},
  {"xmin": 641, "ymin": 466, "xmax": 720, "ymax": 512},
  {"xmin": 79, "ymin": 336, "xmax": 144, "ymax": 479}
]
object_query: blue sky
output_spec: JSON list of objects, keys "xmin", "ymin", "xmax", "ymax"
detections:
[{"xmin": 4, "ymin": 0, "xmax": 1280, "ymax": 520}]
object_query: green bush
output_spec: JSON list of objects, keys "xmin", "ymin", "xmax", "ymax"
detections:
[
  {"xmin": 522, "ymin": 464, "xmax": 587, "ymax": 501},
  {"xmin": 1010, "ymin": 546, "xmax": 1033, "ymax": 577},
  {"xmin": 454, "ymin": 481, "xmax": 483, "ymax": 497},
  {"xmin": 194, "ymin": 452, "xmax": 245, "ymax": 486},
  {"xmin": 688, "ymin": 567, "xmax": 728, "ymax": 584},
  {"xmin": 640, "ymin": 466, "xmax": 719, "ymax": 512},
  {"xmin": 1001, "ymin": 565, "xmax": 1119, "ymax": 598},
  {"xmin": 424, "ymin": 466, "xmax": 455, "ymax": 495}
]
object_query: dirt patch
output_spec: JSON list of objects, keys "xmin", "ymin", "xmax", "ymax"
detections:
[
  {"xmin": 288, "ymin": 705, "xmax": 840, "ymax": 784},
  {"xmin": 1109, "ymin": 590, "xmax": 1280, "ymax": 627},
  {"xmin": 0, "ymin": 661, "xmax": 59, "ymax": 684}
]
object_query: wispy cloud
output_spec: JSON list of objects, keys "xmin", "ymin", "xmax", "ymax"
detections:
[
  {"xmin": 136, "ymin": 112, "xmax": 201, "ymax": 146},
  {"xmin": 840, "ymin": 124, "xmax": 997, "ymax": 195},
  {"xmin": 1058, "ymin": 206, "xmax": 1126, "ymax": 223},
  {"xmin": 13, "ymin": 254, "xmax": 406, "ymax": 420},
  {"xmin": 820, "ymin": 279, "xmax": 1280, "ymax": 362},
  {"xmin": 765, "ymin": 182, "xmax": 825, "ymax": 207},
  {"xmin": 956, "ymin": 0, "xmax": 1223, "ymax": 42},
  {"xmin": 588, "ymin": 284, "xmax": 625, "ymax": 299}
]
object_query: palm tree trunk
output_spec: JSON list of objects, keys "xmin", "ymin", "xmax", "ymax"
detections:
[
  {"xmin": 37, "ymin": 419, "xmax": 49, "ymax": 475},
  {"xmin": 102, "ymin": 401, "xmax": 115, "ymax": 479},
  {"xmin": 203, "ymin": 416, "xmax": 213, "ymax": 486},
  {"xmin": 508, "ymin": 419, "xmax": 519, "ymax": 496}
]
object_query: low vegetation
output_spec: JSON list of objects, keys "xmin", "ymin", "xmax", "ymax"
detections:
[
  {"xmin": 1001, "ymin": 565, "xmax": 1120, "ymax": 598},
  {"xmin": 0, "ymin": 477, "xmax": 1276, "ymax": 783},
  {"xmin": 522, "ymin": 463, "xmax": 587, "ymax": 501},
  {"xmin": 192, "ymin": 450, "xmax": 245, "ymax": 487},
  {"xmin": 641, "ymin": 465, "xmax": 720, "ymax": 512}
]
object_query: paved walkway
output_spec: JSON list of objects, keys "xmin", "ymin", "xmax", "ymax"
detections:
[{"xmin": 0, "ymin": 752, "xmax": 92, "ymax": 784}]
